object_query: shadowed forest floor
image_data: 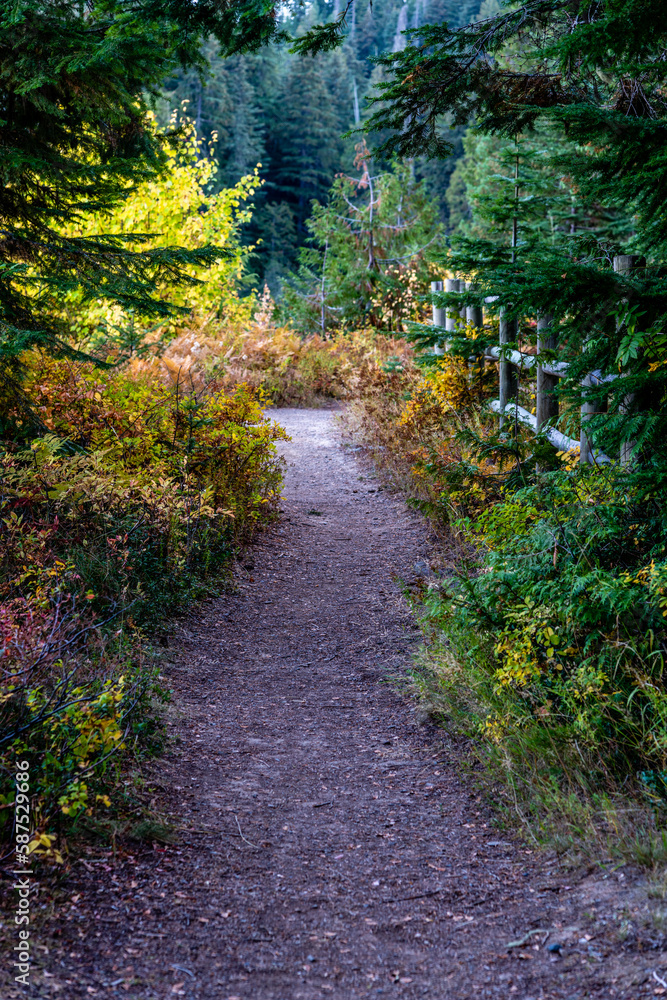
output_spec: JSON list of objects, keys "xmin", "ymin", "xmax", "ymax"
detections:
[{"xmin": 2, "ymin": 408, "xmax": 665, "ymax": 999}]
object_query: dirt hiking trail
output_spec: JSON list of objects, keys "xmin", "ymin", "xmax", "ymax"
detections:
[{"xmin": 7, "ymin": 408, "xmax": 665, "ymax": 999}]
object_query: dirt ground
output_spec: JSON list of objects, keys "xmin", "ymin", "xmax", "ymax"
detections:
[{"xmin": 3, "ymin": 407, "xmax": 667, "ymax": 999}]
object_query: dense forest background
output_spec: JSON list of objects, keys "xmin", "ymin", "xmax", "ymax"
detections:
[{"xmin": 159, "ymin": 0, "xmax": 490, "ymax": 291}]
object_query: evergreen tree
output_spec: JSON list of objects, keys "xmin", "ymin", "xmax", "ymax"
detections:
[
  {"xmin": 269, "ymin": 58, "xmax": 343, "ymax": 233},
  {"xmin": 262, "ymin": 55, "xmax": 346, "ymax": 273},
  {"xmin": 365, "ymin": 0, "xmax": 667, "ymax": 464},
  {"xmin": 152, "ymin": 0, "xmax": 482, "ymax": 290},
  {"xmin": 415, "ymin": 125, "xmax": 465, "ymax": 227},
  {"xmin": 284, "ymin": 144, "xmax": 441, "ymax": 331},
  {"xmin": 445, "ymin": 128, "xmax": 632, "ymax": 246},
  {"xmin": 218, "ymin": 56, "xmax": 266, "ymax": 187}
]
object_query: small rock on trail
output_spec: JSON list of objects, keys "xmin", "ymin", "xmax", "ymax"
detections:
[{"xmin": 7, "ymin": 408, "xmax": 658, "ymax": 999}]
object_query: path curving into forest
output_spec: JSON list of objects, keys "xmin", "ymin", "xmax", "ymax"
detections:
[{"xmin": 20, "ymin": 409, "xmax": 657, "ymax": 999}]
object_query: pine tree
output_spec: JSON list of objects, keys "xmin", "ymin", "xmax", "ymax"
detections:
[
  {"xmin": 219, "ymin": 56, "xmax": 266, "ymax": 186},
  {"xmin": 284, "ymin": 144, "xmax": 440, "ymax": 331},
  {"xmin": 416, "ymin": 125, "xmax": 465, "ymax": 228},
  {"xmin": 268, "ymin": 58, "xmax": 345, "ymax": 236},
  {"xmin": 364, "ymin": 0, "xmax": 667, "ymax": 465}
]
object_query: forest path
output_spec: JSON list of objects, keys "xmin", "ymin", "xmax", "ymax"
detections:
[{"xmin": 30, "ymin": 408, "xmax": 654, "ymax": 999}]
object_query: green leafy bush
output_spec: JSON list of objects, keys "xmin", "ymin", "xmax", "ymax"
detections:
[
  {"xmin": 351, "ymin": 347, "xmax": 667, "ymax": 857},
  {"xmin": 439, "ymin": 465, "xmax": 667, "ymax": 776}
]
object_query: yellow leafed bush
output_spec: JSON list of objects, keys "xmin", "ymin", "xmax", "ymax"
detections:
[
  {"xmin": 58, "ymin": 118, "xmax": 259, "ymax": 346},
  {"xmin": 0, "ymin": 354, "xmax": 286, "ymax": 857}
]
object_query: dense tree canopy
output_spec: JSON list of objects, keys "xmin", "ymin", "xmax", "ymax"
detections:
[
  {"xmin": 360, "ymin": 0, "xmax": 667, "ymax": 466},
  {"xmin": 159, "ymin": 0, "xmax": 478, "ymax": 286}
]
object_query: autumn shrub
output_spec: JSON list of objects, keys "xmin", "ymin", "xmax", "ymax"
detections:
[
  {"xmin": 0, "ymin": 356, "xmax": 285, "ymax": 859},
  {"xmin": 141, "ymin": 300, "xmax": 415, "ymax": 406},
  {"xmin": 351, "ymin": 347, "xmax": 667, "ymax": 858},
  {"xmin": 347, "ymin": 352, "xmax": 501, "ymax": 520}
]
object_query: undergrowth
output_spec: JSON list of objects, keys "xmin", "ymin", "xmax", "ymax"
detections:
[
  {"xmin": 136, "ymin": 290, "xmax": 414, "ymax": 407},
  {"xmin": 0, "ymin": 354, "xmax": 285, "ymax": 863},
  {"xmin": 350, "ymin": 353, "xmax": 667, "ymax": 866}
]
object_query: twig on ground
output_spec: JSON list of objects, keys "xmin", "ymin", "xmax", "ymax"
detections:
[
  {"xmin": 234, "ymin": 813, "xmax": 260, "ymax": 849},
  {"xmin": 506, "ymin": 928, "xmax": 550, "ymax": 949},
  {"xmin": 171, "ymin": 965, "xmax": 195, "ymax": 979},
  {"xmin": 380, "ymin": 886, "xmax": 458, "ymax": 903}
]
